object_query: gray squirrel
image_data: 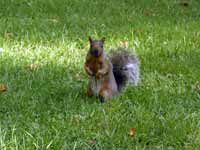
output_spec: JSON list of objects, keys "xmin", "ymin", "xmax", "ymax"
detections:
[{"xmin": 84, "ymin": 37, "xmax": 140, "ymax": 102}]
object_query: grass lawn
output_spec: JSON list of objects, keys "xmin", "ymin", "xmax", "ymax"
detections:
[{"xmin": 0, "ymin": 0, "xmax": 200, "ymax": 149}]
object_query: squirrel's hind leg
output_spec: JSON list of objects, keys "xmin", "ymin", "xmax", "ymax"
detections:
[
  {"xmin": 98, "ymin": 95, "xmax": 105, "ymax": 103},
  {"xmin": 87, "ymin": 85, "xmax": 94, "ymax": 97},
  {"xmin": 99, "ymin": 88, "xmax": 111, "ymax": 102}
]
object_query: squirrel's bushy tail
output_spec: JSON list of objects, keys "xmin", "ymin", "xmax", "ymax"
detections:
[{"xmin": 109, "ymin": 48, "xmax": 140, "ymax": 91}]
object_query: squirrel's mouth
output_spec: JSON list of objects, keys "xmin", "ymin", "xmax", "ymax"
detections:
[{"xmin": 90, "ymin": 49, "xmax": 102, "ymax": 57}]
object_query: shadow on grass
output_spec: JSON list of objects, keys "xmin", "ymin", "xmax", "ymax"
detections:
[
  {"xmin": 1, "ymin": 46, "xmax": 199, "ymax": 110},
  {"xmin": 0, "ymin": 54, "xmax": 100, "ymax": 118}
]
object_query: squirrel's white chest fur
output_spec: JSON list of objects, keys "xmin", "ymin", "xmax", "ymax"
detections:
[{"xmin": 90, "ymin": 78, "xmax": 102, "ymax": 95}]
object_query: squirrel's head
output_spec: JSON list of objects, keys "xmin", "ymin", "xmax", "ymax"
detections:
[{"xmin": 89, "ymin": 37, "xmax": 105, "ymax": 57}]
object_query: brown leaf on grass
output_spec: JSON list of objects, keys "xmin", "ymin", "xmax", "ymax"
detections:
[
  {"xmin": 134, "ymin": 29, "xmax": 144, "ymax": 33},
  {"xmin": 0, "ymin": 84, "xmax": 7, "ymax": 92},
  {"xmin": 75, "ymin": 73, "xmax": 83, "ymax": 81},
  {"xmin": 144, "ymin": 10, "xmax": 152, "ymax": 16},
  {"xmin": 180, "ymin": 1, "xmax": 189, "ymax": 7},
  {"xmin": 26, "ymin": 64, "xmax": 39, "ymax": 70},
  {"xmin": 129, "ymin": 128, "xmax": 135, "ymax": 136},
  {"xmin": 4, "ymin": 32, "xmax": 13, "ymax": 40},
  {"xmin": 51, "ymin": 16, "xmax": 59, "ymax": 23},
  {"xmin": 127, "ymin": 17, "xmax": 133, "ymax": 23},
  {"xmin": 196, "ymin": 81, "xmax": 200, "ymax": 92},
  {"xmin": 119, "ymin": 41, "xmax": 129, "ymax": 48},
  {"xmin": 87, "ymin": 139, "xmax": 97, "ymax": 145},
  {"xmin": 51, "ymin": 19, "xmax": 59, "ymax": 23}
]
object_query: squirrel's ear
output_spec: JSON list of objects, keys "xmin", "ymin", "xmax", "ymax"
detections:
[
  {"xmin": 101, "ymin": 37, "xmax": 105, "ymax": 43},
  {"xmin": 89, "ymin": 36, "xmax": 93, "ymax": 43}
]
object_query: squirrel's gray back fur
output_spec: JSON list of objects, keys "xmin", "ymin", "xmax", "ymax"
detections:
[{"xmin": 109, "ymin": 48, "xmax": 140, "ymax": 91}]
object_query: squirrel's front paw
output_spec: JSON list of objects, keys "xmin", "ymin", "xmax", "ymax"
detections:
[
  {"xmin": 85, "ymin": 66, "xmax": 94, "ymax": 76},
  {"xmin": 96, "ymin": 70, "xmax": 108, "ymax": 79},
  {"xmin": 96, "ymin": 72, "xmax": 101, "ymax": 79},
  {"xmin": 96, "ymin": 71, "xmax": 104, "ymax": 79}
]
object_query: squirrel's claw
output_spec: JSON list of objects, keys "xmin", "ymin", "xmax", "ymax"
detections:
[
  {"xmin": 85, "ymin": 66, "xmax": 94, "ymax": 76},
  {"xmin": 98, "ymin": 95, "xmax": 105, "ymax": 103},
  {"xmin": 96, "ymin": 70, "xmax": 108, "ymax": 79}
]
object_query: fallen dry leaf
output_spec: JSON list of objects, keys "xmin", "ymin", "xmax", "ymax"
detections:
[
  {"xmin": 180, "ymin": 1, "xmax": 189, "ymax": 7},
  {"xmin": 26, "ymin": 64, "xmax": 39, "ymax": 70},
  {"xmin": 87, "ymin": 139, "xmax": 97, "ymax": 145},
  {"xmin": 129, "ymin": 128, "xmax": 135, "ymax": 136},
  {"xmin": 51, "ymin": 19, "xmax": 59, "ymax": 23},
  {"xmin": 4, "ymin": 32, "xmax": 13, "ymax": 40},
  {"xmin": 134, "ymin": 29, "xmax": 144, "ymax": 33},
  {"xmin": 75, "ymin": 73, "xmax": 83, "ymax": 81},
  {"xmin": 0, "ymin": 84, "xmax": 7, "ymax": 92},
  {"xmin": 51, "ymin": 16, "xmax": 59, "ymax": 23},
  {"xmin": 196, "ymin": 81, "xmax": 200, "ymax": 92},
  {"xmin": 144, "ymin": 10, "xmax": 152, "ymax": 16},
  {"xmin": 119, "ymin": 41, "xmax": 129, "ymax": 48}
]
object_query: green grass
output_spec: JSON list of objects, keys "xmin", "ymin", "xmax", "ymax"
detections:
[{"xmin": 0, "ymin": 0, "xmax": 200, "ymax": 149}]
